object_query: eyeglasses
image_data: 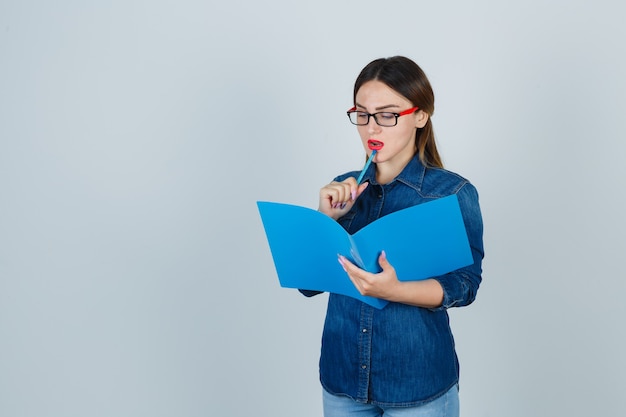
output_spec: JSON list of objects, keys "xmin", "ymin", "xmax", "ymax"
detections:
[{"xmin": 347, "ymin": 106, "xmax": 419, "ymax": 127}]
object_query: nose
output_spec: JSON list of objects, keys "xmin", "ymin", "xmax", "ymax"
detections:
[{"xmin": 367, "ymin": 116, "xmax": 381, "ymax": 134}]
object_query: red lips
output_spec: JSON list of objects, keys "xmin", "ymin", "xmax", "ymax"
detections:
[{"xmin": 367, "ymin": 140, "xmax": 384, "ymax": 151}]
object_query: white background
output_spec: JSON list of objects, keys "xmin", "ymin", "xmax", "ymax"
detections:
[{"xmin": 1, "ymin": 1, "xmax": 625, "ymax": 416}]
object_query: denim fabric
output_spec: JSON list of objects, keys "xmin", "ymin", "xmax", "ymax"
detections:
[
  {"xmin": 322, "ymin": 384, "xmax": 459, "ymax": 417},
  {"xmin": 307, "ymin": 155, "xmax": 484, "ymax": 407}
]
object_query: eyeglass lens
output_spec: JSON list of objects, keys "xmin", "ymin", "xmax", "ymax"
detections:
[{"xmin": 348, "ymin": 111, "xmax": 398, "ymax": 127}]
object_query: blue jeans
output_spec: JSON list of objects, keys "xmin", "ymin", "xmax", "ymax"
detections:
[{"xmin": 322, "ymin": 384, "xmax": 459, "ymax": 417}]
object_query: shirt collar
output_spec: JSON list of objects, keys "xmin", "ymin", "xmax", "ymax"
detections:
[{"xmin": 362, "ymin": 154, "xmax": 426, "ymax": 191}]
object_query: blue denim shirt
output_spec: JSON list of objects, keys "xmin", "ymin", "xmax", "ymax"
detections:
[{"xmin": 304, "ymin": 155, "xmax": 484, "ymax": 407}]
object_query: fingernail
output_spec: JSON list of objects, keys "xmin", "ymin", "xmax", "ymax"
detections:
[
  {"xmin": 340, "ymin": 202, "xmax": 346, "ymax": 209},
  {"xmin": 337, "ymin": 255, "xmax": 347, "ymax": 270},
  {"xmin": 351, "ymin": 189, "xmax": 356, "ymax": 201}
]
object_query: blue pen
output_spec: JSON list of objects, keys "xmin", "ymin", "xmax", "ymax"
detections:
[
  {"xmin": 356, "ymin": 150, "xmax": 376, "ymax": 184},
  {"xmin": 356, "ymin": 140, "xmax": 384, "ymax": 184},
  {"xmin": 337, "ymin": 140, "xmax": 383, "ymax": 209}
]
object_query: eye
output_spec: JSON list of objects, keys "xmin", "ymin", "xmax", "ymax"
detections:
[
  {"xmin": 356, "ymin": 112, "xmax": 369, "ymax": 120},
  {"xmin": 379, "ymin": 112, "xmax": 395, "ymax": 120}
]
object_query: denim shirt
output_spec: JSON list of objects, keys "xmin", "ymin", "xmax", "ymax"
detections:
[{"xmin": 304, "ymin": 155, "xmax": 484, "ymax": 407}]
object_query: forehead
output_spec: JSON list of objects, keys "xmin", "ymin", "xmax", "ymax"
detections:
[{"xmin": 355, "ymin": 80, "xmax": 411, "ymax": 108}]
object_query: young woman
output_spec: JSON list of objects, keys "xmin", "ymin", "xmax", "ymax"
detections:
[{"xmin": 303, "ymin": 56, "xmax": 484, "ymax": 417}]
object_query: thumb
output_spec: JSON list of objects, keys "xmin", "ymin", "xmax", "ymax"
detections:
[
  {"xmin": 354, "ymin": 181, "xmax": 369, "ymax": 200},
  {"xmin": 378, "ymin": 250, "xmax": 392, "ymax": 270}
]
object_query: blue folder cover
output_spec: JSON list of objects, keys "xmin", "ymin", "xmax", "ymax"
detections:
[{"xmin": 257, "ymin": 194, "xmax": 473, "ymax": 309}]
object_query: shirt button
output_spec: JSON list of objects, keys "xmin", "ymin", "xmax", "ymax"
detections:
[
  {"xmin": 362, "ymin": 328, "xmax": 367, "ymax": 333},
  {"xmin": 361, "ymin": 365, "xmax": 367, "ymax": 369}
]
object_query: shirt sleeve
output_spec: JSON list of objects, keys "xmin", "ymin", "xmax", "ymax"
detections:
[
  {"xmin": 431, "ymin": 182, "xmax": 484, "ymax": 310},
  {"xmin": 298, "ymin": 289, "xmax": 323, "ymax": 297}
]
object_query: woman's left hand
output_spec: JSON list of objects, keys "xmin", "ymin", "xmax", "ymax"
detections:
[
  {"xmin": 338, "ymin": 251, "xmax": 401, "ymax": 301},
  {"xmin": 337, "ymin": 251, "xmax": 445, "ymax": 308}
]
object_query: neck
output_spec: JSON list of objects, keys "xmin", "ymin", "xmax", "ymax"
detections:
[{"xmin": 375, "ymin": 151, "xmax": 415, "ymax": 184}]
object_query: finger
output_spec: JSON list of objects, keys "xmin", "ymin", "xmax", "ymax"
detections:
[
  {"xmin": 338, "ymin": 255, "xmax": 370, "ymax": 295},
  {"xmin": 340, "ymin": 260, "xmax": 364, "ymax": 294},
  {"xmin": 339, "ymin": 177, "xmax": 359, "ymax": 201},
  {"xmin": 378, "ymin": 250, "xmax": 395, "ymax": 273},
  {"xmin": 337, "ymin": 254, "xmax": 353, "ymax": 270},
  {"xmin": 335, "ymin": 183, "xmax": 359, "ymax": 208},
  {"xmin": 330, "ymin": 182, "xmax": 352, "ymax": 204},
  {"xmin": 333, "ymin": 178, "xmax": 364, "ymax": 208},
  {"xmin": 378, "ymin": 250, "xmax": 388, "ymax": 268},
  {"xmin": 338, "ymin": 255, "xmax": 363, "ymax": 279},
  {"xmin": 354, "ymin": 182, "xmax": 369, "ymax": 200},
  {"xmin": 320, "ymin": 183, "xmax": 347, "ymax": 209}
]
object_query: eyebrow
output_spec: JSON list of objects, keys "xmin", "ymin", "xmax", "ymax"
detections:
[{"xmin": 355, "ymin": 102, "xmax": 401, "ymax": 111}]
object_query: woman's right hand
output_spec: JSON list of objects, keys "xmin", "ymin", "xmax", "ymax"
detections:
[{"xmin": 318, "ymin": 177, "xmax": 368, "ymax": 220}]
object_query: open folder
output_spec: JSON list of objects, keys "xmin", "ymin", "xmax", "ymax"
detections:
[{"xmin": 257, "ymin": 195, "xmax": 473, "ymax": 309}]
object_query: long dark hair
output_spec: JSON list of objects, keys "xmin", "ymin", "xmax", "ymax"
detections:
[{"xmin": 353, "ymin": 56, "xmax": 443, "ymax": 168}]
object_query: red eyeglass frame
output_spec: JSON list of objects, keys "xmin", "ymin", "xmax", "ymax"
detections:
[{"xmin": 347, "ymin": 106, "xmax": 420, "ymax": 125}]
